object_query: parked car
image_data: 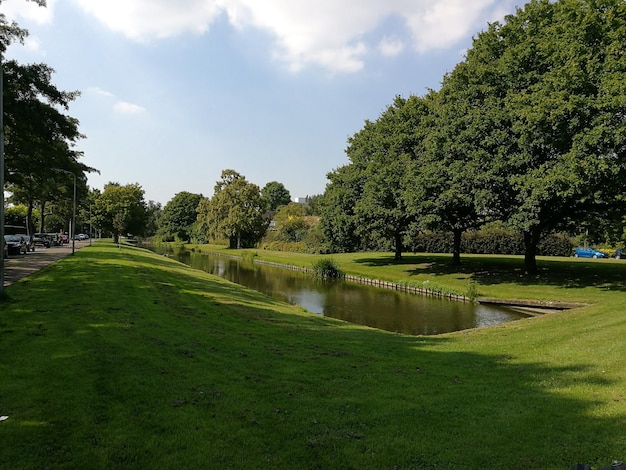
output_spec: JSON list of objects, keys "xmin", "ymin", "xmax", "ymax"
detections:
[
  {"xmin": 573, "ymin": 246, "xmax": 608, "ymax": 259},
  {"xmin": 33, "ymin": 233, "xmax": 51, "ymax": 248},
  {"xmin": 16, "ymin": 234, "xmax": 35, "ymax": 252},
  {"xmin": 59, "ymin": 234, "xmax": 69, "ymax": 244},
  {"xmin": 4, "ymin": 234, "xmax": 28, "ymax": 255},
  {"xmin": 74, "ymin": 233, "xmax": 88, "ymax": 240},
  {"xmin": 613, "ymin": 249, "xmax": 624, "ymax": 260},
  {"xmin": 45, "ymin": 233, "xmax": 62, "ymax": 246}
]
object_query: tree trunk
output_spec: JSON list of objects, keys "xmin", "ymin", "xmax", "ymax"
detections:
[
  {"xmin": 452, "ymin": 229, "xmax": 463, "ymax": 265},
  {"xmin": 26, "ymin": 202, "xmax": 35, "ymax": 237},
  {"xmin": 523, "ymin": 228, "xmax": 541, "ymax": 275},
  {"xmin": 394, "ymin": 232, "xmax": 402, "ymax": 261}
]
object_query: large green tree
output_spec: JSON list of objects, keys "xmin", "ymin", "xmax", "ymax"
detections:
[
  {"xmin": 322, "ymin": 95, "xmax": 431, "ymax": 259},
  {"xmin": 3, "ymin": 32, "xmax": 94, "ymax": 237},
  {"xmin": 261, "ymin": 181, "xmax": 291, "ymax": 212},
  {"xmin": 158, "ymin": 191, "xmax": 202, "ymax": 242},
  {"xmin": 197, "ymin": 170, "xmax": 268, "ymax": 249},
  {"xmin": 440, "ymin": 0, "xmax": 626, "ymax": 273},
  {"xmin": 94, "ymin": 183, "xmax": 149, "ymax": 242}
]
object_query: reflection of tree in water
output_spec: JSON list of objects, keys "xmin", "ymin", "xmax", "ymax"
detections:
[{"xmin": 171, "ymin": 249, "xmax": 525, "ymax": 336}]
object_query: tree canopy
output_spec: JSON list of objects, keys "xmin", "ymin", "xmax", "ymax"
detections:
[
  {"xmin": 93, "ymin": 183, "xmax": 149, "ymax": 241},
  {"xmin": 158, "ymin": 191, "xmax": 202, "ymax": 242},
  {"xmin": 197, "ymin": 170, "xmax": 268, "ymax": 249},
  {"xmin": 261, "ymin": 181, "xmax": 291, "ymax": 212},
  {"xmin": 321, "ymin": 0, "xmax": 626, "ymax": 272}
]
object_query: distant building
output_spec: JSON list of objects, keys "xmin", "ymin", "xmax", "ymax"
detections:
[{"xmin": 294, "ymin": 197, "xmax": 309, "ymax": 205}]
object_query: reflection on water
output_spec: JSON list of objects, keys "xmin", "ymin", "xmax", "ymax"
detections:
[{"xmin": 155, "ymin": 247, "xmax": 528, "ymax": 336}]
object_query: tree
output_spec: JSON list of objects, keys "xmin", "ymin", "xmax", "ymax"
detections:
[
  {"xmin": 272, "ymin": 202, "xmax": 309, "ymax": 242},
  {"xmin": 197, "ymin": 170, "xmax": 268, "ymax": 248},
  {"xmin": 94, "ymin": 183, "xmax": 149, "ymax": 242},
  {"xmin": 144, "ymin": 200, "xmax": 162, "ymax": 238},
  {"xmin": 439, "ymin": 0, "xmax": 626, "ymax": 273},
  {"xmin": 261, "ymin": 181, "xmax": 291, "ymax": 212},
  {"xmin": 158, "ymin": 191, "xmax": 202, "ymax": 242},
  {"xmin": 322, "ymin": 95, "xmax": 431, "ymax": 259},
  {"xmin": 2, "ymin": 58, "xmax": 95, "ymax": 237},
  {"xmin": 319, "ymin": 163, "xmax": 366, "ymax": 253}
]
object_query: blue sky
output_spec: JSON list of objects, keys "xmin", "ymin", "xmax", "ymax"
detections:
[{"xmin": 3, "ymin": 0, "xmax": 524, "ymax": 205}]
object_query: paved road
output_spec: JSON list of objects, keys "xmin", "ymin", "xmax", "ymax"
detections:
[{"xmin": 2, "ymin": 240, "xmax": 91, "ymax": 287}]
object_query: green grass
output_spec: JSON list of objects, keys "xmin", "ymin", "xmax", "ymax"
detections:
[
  {"xmin": 193, "ymin": 243, "xmax": 626, "ymax": 303},
  {"xmin": 2, "ymin": 241, "xmax": 626, "ymax": 468}
]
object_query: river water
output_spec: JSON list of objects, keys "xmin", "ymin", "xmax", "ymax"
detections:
[{"xmin": 153, "ymin": 246, "xmax": 527, "ymax": 336}]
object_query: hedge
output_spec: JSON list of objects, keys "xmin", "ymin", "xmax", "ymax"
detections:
[{"xmin": 411, "ymin": 231, "xmax": 572, "ymax": 257}]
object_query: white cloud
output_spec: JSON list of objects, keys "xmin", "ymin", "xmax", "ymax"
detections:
[
  {"xmin": 114, "ymin": 101, "xmax": 146, "ymax": 114},
  {"xmin": 71, "ymin": 0, "xmax": 222, "ymax": 41},
  {"xmin": 87, "ymin": 87, "xmax": 116, "ymax": 98},
  {"xmin": 378, "ymin": 36, "xmax": 405, "ymax": 57},
  {"xmin": 66, "ymin": 0, "xmax": 514, "ymax": 73},
  {"xmin": 1, "ymin": 0, "xmax": 56, "ymax": 24}
]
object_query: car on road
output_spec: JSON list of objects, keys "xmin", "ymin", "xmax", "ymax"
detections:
[
  {"xmin": 16, "ymin": 234, "xmax": 35, "ymax": 252},
  {"xmin": 74, "ymin": 233, "xmax": 88, "ymax": 240},
  {"xmin": 33, "ymin": 233, "xmax": 51, "ymax": 248},
  {"xmin": 613, "ymin": 248, "xmax": 624, "ymax": 260},
  {"xmin": 59, "ymin": 234, "xmax": 69, "ymax": 244},
  {"xmin": 573, "ymin": 246, "xmax": 608, "ymax": 259},
  {"xmin": 4, "ymin": 234, "xmax": 28, "ymax": 255}
]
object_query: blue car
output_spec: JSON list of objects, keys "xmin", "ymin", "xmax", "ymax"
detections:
[{"xmin": 573, "ymin": 247, "xmax": 608, "ymax": 259}]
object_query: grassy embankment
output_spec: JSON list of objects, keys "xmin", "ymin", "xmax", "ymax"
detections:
[{"xmin": 1, "ymin": 241, "xmax": 625, "ymax": 468}]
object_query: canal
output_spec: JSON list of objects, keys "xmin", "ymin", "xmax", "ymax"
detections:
[{"xmin": 153, "ymin": 246, "xmax": 528, "ymax": 336}]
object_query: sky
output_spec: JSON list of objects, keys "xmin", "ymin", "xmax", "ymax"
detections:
[{"xmin": 3, "ymin": 0, "xmax": 526, "ymax": 206}]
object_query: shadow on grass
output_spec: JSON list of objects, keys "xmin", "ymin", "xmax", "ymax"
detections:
[{"xmin": 354, "ymin": 253, "xmax": 626, "ymax": 292}]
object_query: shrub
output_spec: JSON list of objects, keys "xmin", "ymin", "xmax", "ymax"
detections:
[
  {"xmin": 311, "ymin": 258, "xmax": 344, "ymax": 280},
  {"xmin": 411, "ymin": 229, "xmax": 573, "ymax": 257}
]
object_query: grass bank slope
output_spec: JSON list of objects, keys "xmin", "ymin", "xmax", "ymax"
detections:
[{"xmin": 1, "ymin": 242, "xmax": 625, "ymax": 469}]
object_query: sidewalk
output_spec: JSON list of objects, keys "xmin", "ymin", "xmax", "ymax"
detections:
[{"xmin": 2, "ymin": 240, "xmax": 90, "ymax": 287}]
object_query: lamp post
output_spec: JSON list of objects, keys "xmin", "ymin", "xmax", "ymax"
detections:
[{"xmin": 55, "ymin": 169, "xmax": 76, "ymax": 255}]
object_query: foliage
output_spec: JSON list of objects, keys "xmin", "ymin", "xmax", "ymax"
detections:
[
  {"xmin": 93, "ymin": 183, "xmax": 149, "ymax": 240},
  {"xmin": 157, "ymin": 191, "xmax": 202, "ymax": 242},
  {"xmin": 261, "ymin": 181, "xmax": 291, "ymax": 211},
  {"xmin": 311, "ymin": 257, "xmax": 343, "ymax": 280},
  {"xmin": 319, "ymin": 0, "xmax": 626, "ymax": 274},
  {"xmin": 143, "ymin": 200, "xmax": 162, "ymax": 238},
  {"xmin": 437, "ymin": 0, "xmax": 626, "ymax": 273},
  {"xmin": 3, "ymin": 59, "xmax": 94, "ymax": 236},
  {"xmin": 411, "ymin": 229, "xmax": 573, "ymax": 257},
  {"xmin": 196, "ymin": 170, "xmax": 268, "ymax": 249}
]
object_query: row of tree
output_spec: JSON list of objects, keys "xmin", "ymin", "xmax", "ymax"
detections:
[
  {"xmin": 155, "ymin": 171, "xmax": 322, "ymax": 248},
  {"xmin": 6, "ymin": 0, "xmax": 625, "ymax": 277},
  {"xmin": 319, "ymin": 0, "xmax": 626, "ymax": 273},
  {"xmin": 2, "ymin": 0, "xmax": 97, "ymax": 238}
]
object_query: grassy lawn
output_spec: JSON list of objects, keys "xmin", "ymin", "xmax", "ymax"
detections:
[
  {"xmin": 192, "ymin": 243, "xmax": 626, "ymax": 303},
  {"xmin": 1, "ymin": 241, "xmax": 626, "ymax": 468}
]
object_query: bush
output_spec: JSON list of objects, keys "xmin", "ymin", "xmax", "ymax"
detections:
[
  {"xmin": 411, "ymin": 229, "xmax": 572, "ymax": 256},
  {"xmin": 311, "ymin": 258, "xmax": 343, "ymax": 280}
]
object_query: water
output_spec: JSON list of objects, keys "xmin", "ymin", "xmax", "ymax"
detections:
[{"xmin": 154, "ymin": 246, "xmax": 527, "ymax": 335}]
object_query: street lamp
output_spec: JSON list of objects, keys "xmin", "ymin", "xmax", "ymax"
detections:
[{"xmin": 55, "ymin": 169, "xmax": 76, "ymax": 255}]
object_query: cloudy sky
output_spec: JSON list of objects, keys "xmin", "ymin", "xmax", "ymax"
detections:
[{"xmin": 3, "ymin": 0, "xmax": 525, "ymax": 205}]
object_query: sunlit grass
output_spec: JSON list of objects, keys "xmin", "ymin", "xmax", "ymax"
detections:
[{"xmin": 1, "ymin": 241, "xmax": 625, "ymax": 468}]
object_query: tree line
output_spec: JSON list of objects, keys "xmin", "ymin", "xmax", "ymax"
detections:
[
  {"xmin": 5, "ymin": 0, "xmax": 625, "ymax": 276},
  {"xmin": 151, "ymin": 0, "xmax": 626, "ymax": 275},
  {"xmin": 321, "ymin": 0, "xmax": 626, "ymax": 273}
]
